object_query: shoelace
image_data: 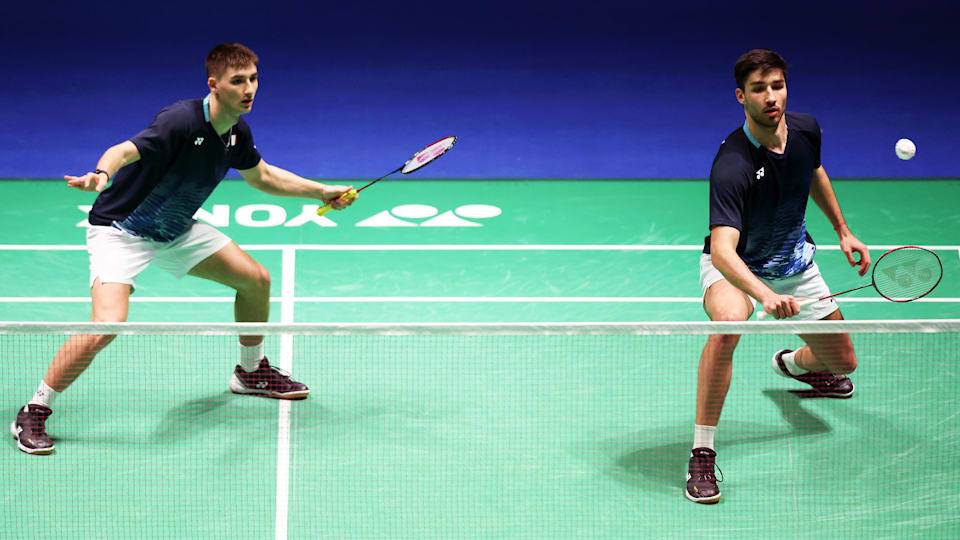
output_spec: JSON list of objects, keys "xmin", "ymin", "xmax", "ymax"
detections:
[
  {"xmin": 692, "ymin": 455, "xmax": 724, "ymax": 483},
  {"xmin": 253, "ymin": 363, "xmax": 294, "ymax": 382}
]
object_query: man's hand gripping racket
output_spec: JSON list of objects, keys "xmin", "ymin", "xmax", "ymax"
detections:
[
  {"xmin": 317, "ymin": 136, "xmax": 457, "ymax": 216},
  {"xmin": 757, "ymin": 246, "xmax": 943, "ymax": 320}
]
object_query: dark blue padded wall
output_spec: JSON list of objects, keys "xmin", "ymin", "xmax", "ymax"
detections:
[{"xmin": 2, "ymin": 1, "xmax": 955, "ymax": 179}]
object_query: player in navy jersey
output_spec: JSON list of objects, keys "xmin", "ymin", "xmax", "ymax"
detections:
[
  {"xmin": 685, "ymin": 50, "xmax": 871, "ymax": 503},
  {"xmin": 11, "ymin": 43, "xmax": 357, "ymax": 455}
]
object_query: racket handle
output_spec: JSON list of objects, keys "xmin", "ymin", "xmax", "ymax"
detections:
[
  {"xmin": 755, "ymin": 298, "xmax": 816, "ymax": 320},
  {"xmin": 316, "ymin": 189, "xmax": 358, "ymax": 216}
]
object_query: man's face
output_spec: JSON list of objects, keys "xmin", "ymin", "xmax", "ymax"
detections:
[
  {"xmin": 736, "ymin": 68, "xmax": 786, "ymax": 128},
  {"xmin": 211, "ymin": 63, "xmax": 258, "ymax": 115}
]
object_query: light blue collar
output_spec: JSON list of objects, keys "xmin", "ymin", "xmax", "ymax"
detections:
[
  {"xmin": 203, "ymin": 94, "xmax": 212, "ymax": 123},
  {"xmin": 742, "ymin": 117, "xmax": 788, "ymax": 149}
]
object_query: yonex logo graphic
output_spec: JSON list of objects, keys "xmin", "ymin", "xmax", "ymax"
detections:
[
  {"xmin": 256, "ymin": 381, "xmax": 269, "ymax": 389},
  {"xmin": 16, "ymin": 426, "xmax": 23, "ymax": 435},
  {"xmin": 356, "ymin": 204, "xmax": 502, "ymax": 227},
  {"xmin": 194, "ymin": 137, "xmax": 204, "ymax": 146},
  {"xmin": 755, "ymin": 167, "xmax": 765, "ymax": 180},
  {"xmin": 75, "ymin": 203, "xmax": 502, "ymax": 229}
]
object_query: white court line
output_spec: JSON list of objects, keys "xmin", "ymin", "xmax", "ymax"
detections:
[
  {"xmin": 274, "ymin": 247, "xmax": 295, "ymax": 540},
  {"xmin": 2, "ymin": 297, "xmax": 959, "ymax": 303},
  {"xmin": 2, "ymin": 244, "xmax": 959, "ymax": 251}
]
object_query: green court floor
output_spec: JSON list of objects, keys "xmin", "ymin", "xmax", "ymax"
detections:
[{"xmin": 2, "ymin": 179, "xmax": 959, "ymax": 539}]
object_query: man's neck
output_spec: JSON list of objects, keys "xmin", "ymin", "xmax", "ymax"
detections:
[
  {"xmin": 745, "ymin": 115, "xmax": 788, "ymax": 153},
  {"xmin": 208, "ymin": 95, "xmax": 238, "ymax": 135}
]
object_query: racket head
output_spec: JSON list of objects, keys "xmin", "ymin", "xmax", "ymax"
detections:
[
  {"xmin": 401, "ymin": 136, "xmax": 456, "ymax": 174},
  {"xmin": 871, "ymin": 246, "xmax": 943, "ymax": 302}
]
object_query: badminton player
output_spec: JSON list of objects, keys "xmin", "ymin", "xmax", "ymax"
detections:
[
  {"xmin": 11, "ymin": 43, "xmax": 355, "ymax": 455},
  {"xmin": 686, "ymin": 49, "xmax": 871, "ymax": 502}
]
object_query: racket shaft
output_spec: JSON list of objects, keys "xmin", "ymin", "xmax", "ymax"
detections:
[{"xmin": 316, "ymin": 165, "xmax": 404, "ymax": 216}]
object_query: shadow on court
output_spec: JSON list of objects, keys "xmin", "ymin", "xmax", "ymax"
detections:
[{"xmin": 602, "ymin": 389, "xmax": 834, "ymax": 495}]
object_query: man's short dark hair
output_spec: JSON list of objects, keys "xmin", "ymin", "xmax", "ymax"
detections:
[
  {"xmin": 734, "ymin": 49, "xmax": 788, "ymax": 90},
  {"xmin": 206, "ymin": 43, "xmax": 259, "ymax": 78}
]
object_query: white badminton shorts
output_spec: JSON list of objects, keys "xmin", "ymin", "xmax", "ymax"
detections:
[
  {"xmin": 699, "ymin": 254, "xmax": 839, "ymax": 321},
  {"xmin": 87, "ymin": 221, "xmax": 232, "ymax": 291}
]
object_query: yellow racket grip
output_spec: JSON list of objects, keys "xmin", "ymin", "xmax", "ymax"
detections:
[{"xmin": 316, "ymin": 189, "xmax": 358, "ymax": 216}]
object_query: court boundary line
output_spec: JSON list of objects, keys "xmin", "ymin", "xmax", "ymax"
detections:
[
  {"xmin": 3, "ymin": 297, "xmax": 959, "ymax": 304},
  {"xmin": 3, "ymin": 319, "xmax": 959, "ymax": 335},
  {"xmin": 275, "ymin": 247, "xmax": 295, "ymax": 540},
  {"xmin": 2, "ymin": 244, "xmax": 960, "ymax": 251},
  {"xmin": 2, "ymin": 296, "xmax": 958, "ymax": 303}
]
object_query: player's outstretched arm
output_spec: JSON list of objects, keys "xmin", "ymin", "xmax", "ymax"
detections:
[
  {"xmin": 64, "ymin": 141, "xmax": 140, "ymax": 192},
  {"xmin": 710, "ymin": 226, "xmax": 801, "ymax": 319},
  {"xmin": 809, "ymin": 166, "xmax": 871, "ymax": 276},
  {"xmin": 239, "ymin": 159, "xmax": 356, "ymax": 209}
]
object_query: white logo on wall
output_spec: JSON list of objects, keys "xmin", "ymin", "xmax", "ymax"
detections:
[{"xmin": 75, "ymin": 204, "xmax": 502, "ymax": 228}]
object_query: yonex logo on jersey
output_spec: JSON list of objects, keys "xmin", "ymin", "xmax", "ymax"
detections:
[
  {"xmin": 194, "ymin": 137, "xmax": 204, "ymax": 146},
  {"xmin": 256, "ymin": 381, "xmax": 268, "ymax": 389},
  {"xmin": 755, "ymin": 167, "xmax": 765, "ymax": 180}
]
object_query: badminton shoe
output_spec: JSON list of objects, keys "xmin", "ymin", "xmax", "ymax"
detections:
[
  {"xmin": 230, "ymin": 358, "xmax": 310, "ymax": 400},
  {"xmin": 772, "ymin": 349, "xmax": 854, "ymax": 398},
  {"xmin": 11, "ymin": 404, "xmax": 55, "ymax": 455},
  {"xmin": 685, "ymin": 447, "xmax": 722, "ymax": 503}
]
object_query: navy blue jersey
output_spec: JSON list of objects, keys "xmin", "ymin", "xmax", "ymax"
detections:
[
  {"xmin": 703, "ymin": 112, "xmax": 822, "ymax": 280},
  {"xmin": 88, "ymin": 97, "xmax": 262, "ymax": 241}
]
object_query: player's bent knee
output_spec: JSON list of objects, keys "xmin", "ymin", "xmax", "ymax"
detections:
[
  {"xmin": 237, "ymin": 263, "xmax": 271, "ymax": 294},
  {"xmin": 837, "ymin": 352, "xmax": 858, "ymax": 374},
  {"xmin": 706, "ymin": 332, "xmax": 741, "ymax": 352},
  {"xmin": 710, "ymin": 311, "xmax": 750, "ymax": 323},
  {"xmin": 253, "ymin": 264, "xmax": 271, "ymax": 292}
]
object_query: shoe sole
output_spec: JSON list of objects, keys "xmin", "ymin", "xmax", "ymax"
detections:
[
  {"xmin": 789, "ymin": 388, "xmax": 854, "ymax": 399},
  {"xmin": 9, "ymin": 421, "xmax": 54, "ymax": 455},
  {"xmin": 229, "ymin": 387, "xmax": 310, "ymax": 400},
  {"xmin": 684, "ymin": 489, "xmax": 721, "ymax": 504}
]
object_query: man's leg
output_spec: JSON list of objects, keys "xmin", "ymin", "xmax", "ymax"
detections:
[
  {"xmin": 188, "ymin": 242, "xmax": 308, "ymax": 399},
  {"xmin": 771, "ymin": 309, "xmax": 857, "ymax": 398},
  {"xmin": 46, "ymin": 280, "xmax": 131, "ymax": 390},
  {"xmin": 796, "ymin": 309, "xmax": 858, "ymax": 374},
  {"xmin": 697, "ymin": 279, "xmax": 754, "ymax": 427},
  {"xmin": 687, "ymin": 278, "xmax": 754, "ymax": 503},
  {"xmin": 12, "ymin": 279, "xmax": 130, "ymax": 454},
  {"xmin": 188, "ymin": 241, "xmax": 270, "ymax": 343}
]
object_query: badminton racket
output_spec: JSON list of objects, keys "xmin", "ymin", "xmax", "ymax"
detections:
[
  {"xmin": 757, "ymin": 246, "xmax": 943, "ymax": 320},
  {"xmin": 317, "ymin": 136, "xmax": 457, "ymax": 216}
]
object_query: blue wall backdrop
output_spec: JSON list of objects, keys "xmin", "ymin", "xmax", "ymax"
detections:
[{"xmin": 2, "ymin": 0, "xmax": 955, "ymax": 179}]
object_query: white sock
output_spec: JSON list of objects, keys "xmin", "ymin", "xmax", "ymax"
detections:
[
  {"xmin": 29, "ymin": 380, "xmax": 59, "ymax": 408},
  {"xmin": 693, "ymin": 424, "xmax": 716, "ymax": 451},
  {"xmin": 239, "ymin": 342, "xmax": 265, "ymax": 372},
  {"xmin": 781, "ymin": 350, "xmax": 808, "ymax": 376}
]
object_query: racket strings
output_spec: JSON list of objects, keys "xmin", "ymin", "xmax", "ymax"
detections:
[{"xmin": 872, "ymin": 247, "xmax": 943, "ymax": 301}]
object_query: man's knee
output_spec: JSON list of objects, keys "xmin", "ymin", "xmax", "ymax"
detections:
[
  {"xmin": 833, "ymin": 349, "xmax": 857, "ymax": 374},
  {"xmin": 238, "ymin": 263, "xmax": 271, "ymax": 294},
  {"xmin": 705, "ymin": 332, "xmax": 741, "ymax": 355},
  {"xmin": 815, "ymin": 340, "xmax": 858, "ymax": 374}
]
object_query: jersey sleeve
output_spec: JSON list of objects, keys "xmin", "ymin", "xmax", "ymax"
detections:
[
  {"xmin": 810, "ymin": 116, "xmax": 822, "ymax": 168},
  {"xmin": 232, "ymin": 121, "xmax": 262, "ymax": 170},
  {"xmin": 708, "ymin": 153, "xmax": 750, "ymax": 231},
  {"xmin": 789, "ymin": 112, "xmax": 822, "ymax": 168},
  {"xmin": 128, "ymin": 105, "xmax": 190, "ymax": 166}
]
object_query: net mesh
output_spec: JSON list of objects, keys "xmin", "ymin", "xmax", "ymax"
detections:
[{"xmin": 3, "ymin": 320, "xmax": 959, "ymax": 539}]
